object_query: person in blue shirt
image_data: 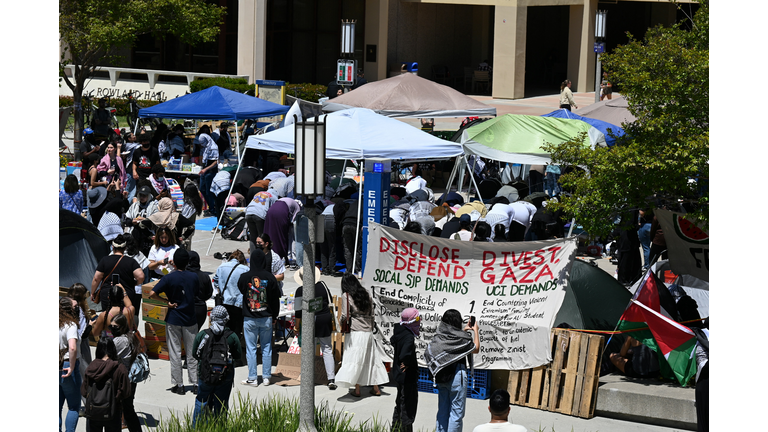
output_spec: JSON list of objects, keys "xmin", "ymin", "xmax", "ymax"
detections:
[{"xmin": 149, "ymin": 248, "xmax": 200, "ymax": 396}]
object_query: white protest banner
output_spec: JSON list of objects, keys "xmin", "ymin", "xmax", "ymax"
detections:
[
  {"xmin": 363, "ymin": 222, "xmax": 577, "ymax": 370},
  {"xmin": 654, "ymin": 209, "xmax": 709, "ymax": 283}
]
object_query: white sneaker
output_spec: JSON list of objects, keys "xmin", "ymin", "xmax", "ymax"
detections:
[
  {"xmin": 241, "ymin": 379, "xmax": 259, "ymax": 387},
  {"xmin": 262, "ymin": 378, "xmax": 270, "ymax": 386}
]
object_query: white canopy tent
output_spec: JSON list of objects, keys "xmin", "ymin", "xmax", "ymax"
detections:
[
  {"xmin": 207, "ymin": 108, "xmax": 466, "ymax": 255},
  {"xmin": 245, "ymin": 108, "xmax": 464, "ymax": 160}
]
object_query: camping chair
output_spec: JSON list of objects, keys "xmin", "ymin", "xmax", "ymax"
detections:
[{"xmin": 472, "ymin": 70, "xmax": 491, "ymax": 94}]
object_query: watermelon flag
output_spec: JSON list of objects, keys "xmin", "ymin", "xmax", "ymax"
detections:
[
  {"xmin": 627, "ymin": 300, "xmax": 697, "ymax": 386},
  {"xmin": 655, "ymin": 209, "xmax": 709, "ymax": 283},
  {"xmin": 617, "ymin": 270, "xmax": 696, "ymax": 386}
]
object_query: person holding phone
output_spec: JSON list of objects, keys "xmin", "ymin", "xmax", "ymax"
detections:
[
  {"xmin": 425, "ymin": 309, "xmax": 480, "ymax": 432},
  {"xmin": 92, "ymin": 235, "xmax": 145, "ymax": 313}
]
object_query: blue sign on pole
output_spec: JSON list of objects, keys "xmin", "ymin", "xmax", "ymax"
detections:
[
  {"xmin": 593, "ymin": 42, "xmax": 606, "ymax": 53},
  {"xmin": 361, "ymin": 171, "xmax": 390, "ymax": 274}
]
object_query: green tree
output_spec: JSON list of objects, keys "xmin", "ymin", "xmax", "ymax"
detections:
[
  {"xmin": 59, "ymin": 0, "xmax": 226, "ymax": 148},
  {"xmin": 544, "ymin": 0, "xmax": 708, "ymax": 237}
]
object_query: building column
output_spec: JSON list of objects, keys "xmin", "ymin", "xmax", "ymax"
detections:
[
  {"xmin": 569, "ymin": 0, "xmax": 597, "ymax": 93},
  {"xmin": 492, "ymin": 3, "xmax": 526, "ymax": 100},
  {"xmin": 365, "ymin": 0, "xmax": 389, "ymax": 81},
  {"xmin": 237, "ymin": 0, "xmax": 267, "ymax": 83}
]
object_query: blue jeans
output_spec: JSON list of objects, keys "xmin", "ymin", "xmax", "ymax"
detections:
[
  {"xmin": 192, "ymin": 372, "xmax": 234, "ymax": 427},
  {"xmin": 200, "ymin": 166, "xmax": 218, "ymax": 215},
  {"xmin": 125, "ymin": 174, "xmax": 137, "ymax": 202},
  {"xmin": 544, "ymin": 173, "xmax": 560, "ymax": 196},
  {"xmin": 59, "ymin": 359, "xmax": 81, "ymax": 432},
  {"xmin": 435, "ymin": 363, "xmax": 467, "ymax": 432},
  {"xmin": 638, "ymin": 223, "xmax": 652, "ymax": 267},
  {"xmin": 243, "ymin": 316, "xmax": 273, "ymax": 380}
]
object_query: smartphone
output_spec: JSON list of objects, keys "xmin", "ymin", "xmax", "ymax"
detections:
[
  {"xmin": 469, "ymin": 316, "xmax": 476, "ymax": 327},
  {"xmin": 112, "ymin": 274, "xmax": 120, "ymax": 285}
]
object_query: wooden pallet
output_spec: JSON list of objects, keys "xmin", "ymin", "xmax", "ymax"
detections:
[{"xmin": 507, "ymin": 329, "xmax": 605, "ymax": 419}]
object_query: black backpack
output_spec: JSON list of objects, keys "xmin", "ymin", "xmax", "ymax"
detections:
[
  {"xmin": 85, "ymin": 375, "xmax": 116, "ymax": 421},
  {"xmin": 197, "ymin": 329, "xmax": 234, "ymax": 386},
  {"xmin": 220, "ymin": 213, "xmax": 248, "ymax": 241}
]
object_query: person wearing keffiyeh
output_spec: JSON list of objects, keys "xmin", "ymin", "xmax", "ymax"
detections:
[
  {"xmin": 390, "ymin": 308, "xmax": 421, "ymax": 432},
  {"xmin": 424, "ymin": 309, "xmax": 480, "ymax": 432},
  {"xmin": 191, "ymin": 305, "xmax": 242, "ymax": 427}
]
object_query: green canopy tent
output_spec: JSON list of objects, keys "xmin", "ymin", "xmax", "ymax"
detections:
[{"xmin": 460, "ymin": 114, "xmax": 608, "ymax": 165}]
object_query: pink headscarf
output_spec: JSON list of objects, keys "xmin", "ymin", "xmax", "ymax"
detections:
[{"xmin": 400, "ymin": 308, "xmax": 421, "ymax": 337}]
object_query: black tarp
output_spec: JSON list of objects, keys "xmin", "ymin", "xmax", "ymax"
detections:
[{"xmin": 59, "ymin": 209, "xmax": 110, "ymax": 289}]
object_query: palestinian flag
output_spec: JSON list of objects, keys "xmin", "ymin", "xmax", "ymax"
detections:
[
  {"xmin": 627, "ymin": 300, "xmax": 697, "ymax": 386},
  {"xmin": 617, "ymin": 271, "xmax": 697, "ymax": 386}
]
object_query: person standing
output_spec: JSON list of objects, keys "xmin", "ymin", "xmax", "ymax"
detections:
[
  {"xmin": 110, "ymin": 314, "xmax": 145, "ymax": 432},
  {"xmin": 255, "ymin": 233, "xmax": 286, "ymax": 295},
  {"xmin": 213, "ymin": 250, "xmax": 249, "ymax": 337},
  {"xmin": 559, "ymin": 80, "xmax": 578, "ymax": 111},
  {"xmin": 237, "ymin": 249, "xmax": 280, "ymax": 387},
  {"xmin": 425, "ymin": 309, "xmax": 480, "ymax": 432},
  {"xmin": 149, "ymin": 248, "xmax": 200, "ymax": 395},
  {"xmin": 294, "ymin": 269, "xmax": 338, "ymax": 389},
  {"xmin": 638, "ymin": 209, "xmax": 653, "ymax": 268},
  {"xmin": 191, "ymin": 306, "xmax": 242, "ymax": 427},
  {"xmin": 60, "ymin": 297, "xmax": 82, "ymax": 432},
  {"xmin": 600, "ymin": 72, "xmax": 613, "ymax": 101},
  {"xmin": 319, "ymin": 202, "xmax": 340, "ymax": 276},
  {"xmin": 91, "ymin": 235, "xmax": 145, "ymax": 314},
  {"xmin": 81, "ymin": 337, "xmax": 131, "ymax": 432},
  {"xmin": 121, "ymin": 132, "xmax": 141, "ymax": 201},
  {"xmin": 335, "ymin": 274, "xmax": 389, "ymax": 396},
  {"xmin": 471, "ymin": 389, "xmax": 529, "ymax": 432},
  {"xmin": 390, "ymin": 308, "xmax": 421, "ymax": 432},
  {"xmin": 341, "ymin": 198, "xmax": 363, "ymax": 275},
  {"xmin": 197, "ymin": 125, "xmax": 220, "ymax": 217},
  {"xmin": 187, "ymin": 251, "xmax": 214, "ymax": 331}
]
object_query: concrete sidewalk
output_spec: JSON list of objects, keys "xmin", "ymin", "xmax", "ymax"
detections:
[{"xmin": 62, "ymin": 230, "xmax": 693, "ymax": 432}]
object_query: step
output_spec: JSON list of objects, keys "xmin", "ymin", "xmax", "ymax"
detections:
[{"xmin": 595, "ymin": 374, "xmax": 697, "ymax": 430}]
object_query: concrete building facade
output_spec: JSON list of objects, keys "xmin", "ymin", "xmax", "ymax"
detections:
[{"xmin": 116, "ymin": 0, "xmax": 698, "ymax": 99}]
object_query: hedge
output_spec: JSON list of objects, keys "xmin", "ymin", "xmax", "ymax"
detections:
[
  {"xmin": 189, "ymin": 77, "xmax": 327, "ymax": 103},
  {"xmin": 58, "ymin": 96, "xmax": 164, "ymax": 118}
]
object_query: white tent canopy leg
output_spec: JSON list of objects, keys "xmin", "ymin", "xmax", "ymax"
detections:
[{"xmin": 206, "ymin": 128, "xmax": 244, "ymax": 256}]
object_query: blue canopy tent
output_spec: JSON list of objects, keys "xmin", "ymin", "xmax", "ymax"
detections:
[
  {"xmin": 137, "ymin": 85, "xmax": 291, "ymax": 160},
  {"xmin": 541, "ymin": 108, "xmax": 624, "ymax": 147},
  {"xmin": 138, "ymin": 86, "xmax": 290, "ymax": 255}
]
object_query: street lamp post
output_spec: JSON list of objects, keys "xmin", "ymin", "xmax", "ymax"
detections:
[
  {"xmin": 595, "ymin": 10, "xmax": 607, "ymax": 103},
  {"xmin": 294, "ymin": 114, "xmax": 327, "ymax": 432}
]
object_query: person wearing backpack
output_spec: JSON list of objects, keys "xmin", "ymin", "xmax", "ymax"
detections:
[
  {"xmin": 191, "ymin": 305, "xmax": 242, "ymax": 426},
  {"xmin": 81, "ymin": 337, "xmax": 131, "ymax": 432},
  {"xmin": 110, "ymin": 314, "xmax": 146, "ymax": 432}
]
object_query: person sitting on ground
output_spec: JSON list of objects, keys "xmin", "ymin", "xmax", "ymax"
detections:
[
  {"xmin": 609, "ymin": 336, "xmax": 660, "ymax": 380},
  {"xmin": 179, "ymin": 181, "xmax": 203, "ymax": 250},
  {"xmin": 148, "ymin": 163, "xmax": 169, "ymax": 199},
  {"xmin": 97, "ymin": 198, "xmax": 128, "ymax": 242},
  {"xmin": 60, "ymin": 174, "xmax": 84, "ymax": 215},
  {"xmin": 124, "ymin": 186, "xmax": 159, "ymax": 254},
  {"xmin": 471, "ymin": 389, "xmax": 529, "ymax": 432},
  {"xmin": 160, "ymin": 124, "xmax": 186, "ymax": 160},
  {"xmin": 96, "ymin": 141, "xmax": 125, "ymax": 195},
  {"xmin": 145, "ymin": 197, "xmax": 195, "ymax": 242}
]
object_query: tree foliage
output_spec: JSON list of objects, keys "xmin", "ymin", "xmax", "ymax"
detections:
[
  {"xmin": 544, "ymin": 0, "xmax": 709, "ymax": 237},
  {"xmin": 59, "ymin": 0, "xmax": 226, "ymax": 143}
]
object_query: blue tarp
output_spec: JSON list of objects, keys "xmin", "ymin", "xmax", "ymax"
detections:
[
  {"xmin": 138, "ymin": 86, "xmax": 290, "ymax": 120},
  {"xmin": 541, "ymin": 108, "xmax": 624, "ymax": 147}
]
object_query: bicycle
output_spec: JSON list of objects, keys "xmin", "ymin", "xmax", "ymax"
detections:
[{"xmin": 126, "ymin": 91, "xmax": 161, "ymax": 132}]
